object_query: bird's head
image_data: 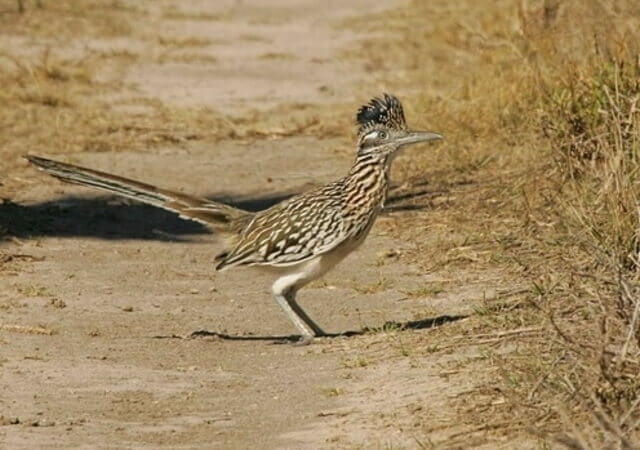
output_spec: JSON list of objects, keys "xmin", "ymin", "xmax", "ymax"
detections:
[{"xmin": 356, "ymin": 94, "xmax": 442, "ymax": 161}]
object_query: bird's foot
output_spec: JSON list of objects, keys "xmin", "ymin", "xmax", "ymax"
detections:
[
  {"xmin": 190, "ymin": 329, "xmax": 219, "ymax": 338},
  {"xmin": 293, "ymin": 335, "xmax": 316, "ymax": 346}
]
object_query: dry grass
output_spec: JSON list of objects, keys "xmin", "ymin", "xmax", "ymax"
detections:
[
  {"xmin": 526, "ymin": 52, "xmax": 640, "ymax": 450},
  {"xmin": 1, "ymin": 0, "xmax": 638, "ymax": 447},
  {"xmin": 0, "ymin": 0, "xmax": 136, "ymax": 37},
  {"xmin": 0, "ymin": 10, "xmax": 351, "ymax": 199},
  {"xmin": 0, "ymin": 48, "xmax": 234, "ymax": 172},
  {"xmin": 349, "ymin": 0, "xmax": 640, "ymax": 447}
]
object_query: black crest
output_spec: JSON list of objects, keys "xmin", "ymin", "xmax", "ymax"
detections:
[{"xmin": 356, "ymin": 93, "xmax": 407, "ymax": 135}]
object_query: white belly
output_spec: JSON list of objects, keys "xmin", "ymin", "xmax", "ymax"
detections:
[{"xmin": 270, "ymin": 233, "xmax": 368, "ymax": 296}]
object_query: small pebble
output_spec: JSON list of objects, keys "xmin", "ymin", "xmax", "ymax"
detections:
[{"xmin": 0, "ymin": 416, "xmax": 20, "ymax": 426}]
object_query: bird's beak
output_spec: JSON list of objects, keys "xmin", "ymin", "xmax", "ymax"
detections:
[{"xmin": 396, "ymin": 130, "xmax": 443, "ymax": 147}]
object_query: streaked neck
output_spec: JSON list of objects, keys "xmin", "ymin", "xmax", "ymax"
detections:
[
  {"xmin": 349, "ymin": 152, "xmax": 389, "ymax": 175},
  {"xmin": 344, "ymin": 152, "xmax": 390, "ymax": 207}
]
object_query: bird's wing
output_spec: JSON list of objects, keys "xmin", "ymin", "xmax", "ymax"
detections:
[{"xmin": 215, "ymin": 188, "xmax": 348, "ymax": 270}]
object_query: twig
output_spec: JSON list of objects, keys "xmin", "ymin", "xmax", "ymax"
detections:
[
  {"xmin": 433, "ymin": 327, "xmax": 544, "ymax": 350},
  {"xmin": 584, "ymin": 393, "xmax": 637, "ymax": 450},
  {"xmin": 528, "ymin": 352, "xmax": 566, "ymax": 400},
  {"xmin": 556, "ymin": 403, "xmax": 592, "ymax": 450},
  {"xmin": 552, "ymin": 433, "xmax": 589, "ymax": 450},
  {"xmin": 444, "ymin": 420, "xmax": 521, "ymax": 441},
  {"xmin": 618, "ymin": 277, "xmax": 640, "ymax": 367},
  {"xmin": 462, "ymin": 326, "xmax": 542, "ymax": 340},
  {"xmin": 0, "ymin": 253, "xmax": 45, "ymax": 264},
  {"xmin": 1, "ymin": 324, "xmax": 54, "ymax": 335},
  {"xmin": 620, "ymin": 396, "xmax": 640, "ymax": 428}
]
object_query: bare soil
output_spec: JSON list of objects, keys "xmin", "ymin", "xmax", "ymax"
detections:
[{"xmin": 0, "ymin": 1, "xmax": 535, "ymax": 448}]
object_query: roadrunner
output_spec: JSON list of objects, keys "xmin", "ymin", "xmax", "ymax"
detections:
[{"xmin": 26, "ymin": 94, "xmax": 442, "ymax": 343}]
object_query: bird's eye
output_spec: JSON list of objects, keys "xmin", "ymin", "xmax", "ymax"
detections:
[{"xmin": 379, "ymin": 131, "xmax": 388, "ymax": 139}]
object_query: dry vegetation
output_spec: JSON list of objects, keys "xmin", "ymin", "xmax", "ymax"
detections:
[
  {"xmin": 0, "ymin": 44, "xmax": 345, "ymax": 191},
  {"xmin": 352, "ymin": 0, "xmax": 640, "ymax": 447},
  {"xmin": 1, "ymin": 0, "xmax": 639, "ymax": 447},
  {"xmin": 0, "ymin": 0, "xmax": 351, "ymax": 199}
]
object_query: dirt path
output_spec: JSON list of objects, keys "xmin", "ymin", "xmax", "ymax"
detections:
[{"xmin": 1, "ymin": 1, "xmax": 519, "ymax": 448}]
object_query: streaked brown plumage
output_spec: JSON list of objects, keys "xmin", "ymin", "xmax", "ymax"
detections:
[{"xmin": 26, "ymin": 93, "xmax": 443, "ymax": 343}]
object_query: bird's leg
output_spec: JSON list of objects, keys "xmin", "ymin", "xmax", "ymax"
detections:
[
  {"xmin": 273, "ymin": 292, "xmax": 316, "ymax": 343},
  {"xmin": 284, "ymin": 289, "xmax": 326, "ymax": 337},
  {"xmin": 272, "ymin": 283, "xmax": 326, "ymax": 344}
]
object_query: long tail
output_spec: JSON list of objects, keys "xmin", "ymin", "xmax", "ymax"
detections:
[{"xmin": 25, "ymin": 155, "xmax": 252, "ymax": 231}]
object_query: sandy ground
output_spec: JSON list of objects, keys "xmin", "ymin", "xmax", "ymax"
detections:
[{"xmin": 0, "ymin": 1, "xmax": 523, "ymax": 448}]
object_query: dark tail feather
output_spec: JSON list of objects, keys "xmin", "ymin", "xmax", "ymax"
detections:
[{"xmin": 25, "ymin": 155, "xmax": 252, "ymax": 230}]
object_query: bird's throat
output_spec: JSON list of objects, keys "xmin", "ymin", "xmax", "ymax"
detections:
[{"xmin": 344, "ymin": 155, "xmax": 389, "ymax": 215}]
